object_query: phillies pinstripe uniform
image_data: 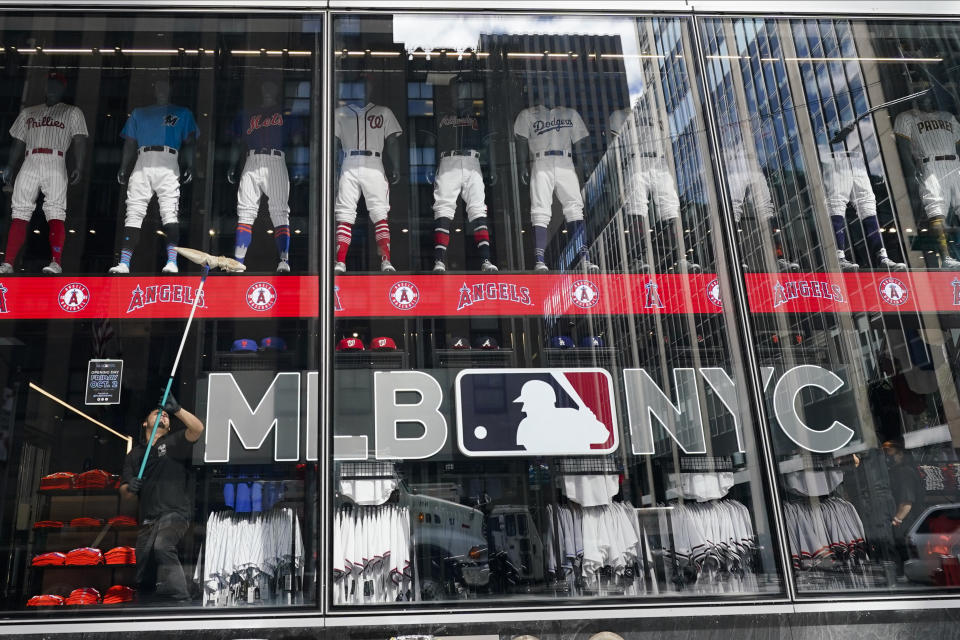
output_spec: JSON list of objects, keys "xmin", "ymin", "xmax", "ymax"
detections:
[
  {"xmin": 334, "ymin": 102, "xmax": 402, "ymax": 272},
  {"xmin": 9, "ymin": 103, "xmax": 87, "ymax": 224},
  {"xmin": 894, "ymin": 108, "xmax": 960, "ymax": 219}
]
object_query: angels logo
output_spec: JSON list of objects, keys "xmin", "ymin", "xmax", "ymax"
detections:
[
  {"xmin": 879, "ymin": 277, "xmax": 908, "ymax": 306},
  {"xmin": 772, "ymin": 280, "xmax": 844, "ymax": 308},
  {"xmin": 246, "ymin": 282, "xmax": 277, "ymax": 312},
  {"xmin": 644, "ymin": 282, "xmax": 664, "ymax": 309},
  {"xmin": 456, "ymin": 368, "xmax": 618, "ymax": 457},
  {"xmin": 706, "ymin": 279, "xmax": 722, "ymax": 308},
  {"xmin": 126, "ymin": 284, "xmax": 206, "ymax": 314},
  {"xmin": 58, "ymin": 283, "xmax": 90, "ymax": 313},
  {"xmin": 952, "ymin": 278, "xmax": 960, "ymax": 307},
  {"xmin": 0, "ymin": 282, "xmax": 8, "ymax": 314},
  {"xmin": 570, "ymin": 280, "xmax": 600, "ymax": 309},
  {"xmin": 334, "ymin": 285, "xmax": 344, "ymax": 312},
  {"xmin": 457, "ymin": 282, "xmax": 532, "ymax": 311},
  {"xmin": 389, "ymin": 281, "xmax": 420, "ymax": 311}
]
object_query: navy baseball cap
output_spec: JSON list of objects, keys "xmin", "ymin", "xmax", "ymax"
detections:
[
  {"xmin": 475, "ymin": 336, "xmax": 499, "ymax": 350},
  {"xmin": 371, "ymin": 336, "xmax": 398, "ymax": 351},
  {"xmin": 448, "ymin": 336, "xmax": 471, "ymax": 349},
  {"xmin": 336, "ymin": 337, "xmax": 365, "ymax": 351},
  {"xmin": 231, "ymin": 338, "xmax": 258, "ymax": 353},
  {"xmin": 550, "ymin": 335, "xmax": 574, "ymax": 349},
  {"xmin": 580, "ymin": 336, "xmax": 604, "ymax": 348},
  {"xmin": 260, "ymin": 336, "xmax": 287, "ymax": 351}
]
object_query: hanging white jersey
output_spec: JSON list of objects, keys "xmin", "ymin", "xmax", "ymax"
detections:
[
  {"xmin": 894, "ymin": 108, "xmax": 960, "ymax": 158},
  {"xmin": 514, "ymin": 105, "xmax": 588, "ymax": 155},
  {"xmin": 10, "ymin": 102, "xmax": 87, "ymax": 150},
  {"xmin": 335, "ymin": 102, "xmax": 402, "ymax": 152},
  {"xmin": 607, "ymin": 108, "xmax": 666, "ymax": 158}
]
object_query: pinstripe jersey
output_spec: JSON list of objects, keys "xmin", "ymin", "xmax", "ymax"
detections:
[
  {"xmin": 334, "ymin": 102, "xmax": 401, "ymax": 152},
  {"xmin": 9, "ymin": 103, "xmax": 87, "ymax": 150},
  {"xmin": 894, "ymin": 108, "xmax": 960, "ymax": 158}
]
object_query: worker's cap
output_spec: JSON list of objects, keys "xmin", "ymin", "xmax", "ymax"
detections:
[
  {"xmin": 580, "ymin": 336, "xmax": 604, "ymax": 348},
  {"xmin": 550, "ymin": 335, "xmax": 574, "ymax": 349},
  {"xmin": 475, "ymin": 335, "xmax": 499, "ymax": 350},
  {"xmin": 448, "ymin": 336, "xmax": 471, "ymax": 350},
  {"xmin": 371, "ymin": 336, "xmax": 398, "ymax": 351},
  {"xmin": 230, "ymin": 338, "xmax": 259, "ymax": 353},
  {"xmin": 336, "ymin": 337, "xmax": 365, "ymax": 351},
  {"xmin": 260, "ymin": 336, "xmax": 287, "ymax": 351}
]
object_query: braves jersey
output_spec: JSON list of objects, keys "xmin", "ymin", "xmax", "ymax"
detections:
[
  {"xmin": 9, "ymin": 103, "xmax": 87, "ymax": 150},
  {"xmin": 436, "ymin": 110, "xmax": 487, "ymax": 153},
  {"xmin": 121, "ymin": 104, "xmax": 198, "ymax": 149},
  {"xmin": 894, "ymin": 108, "xmax": 960, "ymax": 158},
  {"xmin": 334, "ymin": 103, "xmax": 401, "ymax": 152},
  {"xmin": 232, "ymin": 107, "xmax": 303, "ymax": 150},
  {"xmin": 514, "ymin": 105, "xmax": 588, "ymax": 155}
]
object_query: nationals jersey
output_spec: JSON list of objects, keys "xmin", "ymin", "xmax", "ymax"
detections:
[
  {"xmin": 232, "ymin": 107, "xmax": 304, "ymax": 150},
  {"xmin": 334, "ymin": 102, "xmax": 401, "ymax": 152},
  {"xmin": 436, "ymin": 110, "xmax": 487, "ymax": 153},
  {"xmin": 514, "ymin": 105, "xmax": 588, "ymax": 155},
  {"xmin": 121, "ymin": 104, "xmax": 198, "ymax": 149},
  {"xmin": 10, "ymin": 103, "xmax": 87, "ymax": 150},
  {"xmin": 894, "ymin": 108, "xmax": 960, "ymax": 158}
]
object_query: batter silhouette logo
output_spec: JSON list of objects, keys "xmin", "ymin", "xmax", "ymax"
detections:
[
  {"xmin": 570, "ymin": 280, "xmax": 600, "ymax": 309},
  {"xmin": 879, "ymin": 277, "xmax": 908, "ymax": 306},
  {"xmin": 58, "ymin": 283, "xmax": 90, "ymax": 313},
  {"xmin": 455, "ymin": 368, "xmax": 618, "ymax": 457},
  {"xmin": 246, "ymin": 282, "xmax": 277, "ymax": 312},
  {"xmin": 389, "ymin": 281, "xmax": 420, "ymax": 311},
  {"xmin": 706, "ymin": 279, "xmax": 722, "ymax": 308}
]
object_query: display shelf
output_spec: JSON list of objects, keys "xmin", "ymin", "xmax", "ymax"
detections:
[
  {"xmin": 435, "ymin": 348, "xmax": 517, "ymax": 368},
  {"xmin": 31, "ymin": 564, "xmax": 136, "ymax": 570},
  {"xmin": 334, "ymin": 350, "xmax": 409, "ymax": 370},
  {"xmin": 38, "ymin": 489, "xmax": 120, "ymax": 497}
]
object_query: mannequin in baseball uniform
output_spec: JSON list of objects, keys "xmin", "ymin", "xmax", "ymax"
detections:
[
  {"xmin": 431, "ymin": 76, "xmax": 497, "ymax": 273},
  {"xmin": 227, "ymin": 80, "xmax": 304, "ymax": 273},
  {"xmin": 894, "ymin": 89, "xmax": 960, "ymax": 270},
  {"xmin": 333, "ymin": 77, "xmax": 402, "ymax": 273},
  {"xmin": 514, "ymin": 77, "xmax": 599, "ymax": 273},
  {"xmin": 110, "ymin": 79, "xmax": 197, "ymax": 274},
  {"xmin": 823, "ymin": 125, "xmax": 905, "ymax": 272},
  {"xmin": 0, "ymin": 72, "xmax": 87, "ymax": 275},
  {"xmin": 607, "ymin": 107, "xmax": 703, "ymax": 273}
]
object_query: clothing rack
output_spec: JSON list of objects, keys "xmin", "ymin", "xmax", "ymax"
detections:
[
  {"xmin": 555, "ymin": 456, "xmax": 620, "ymax": 475},
  {"xmin": 337, "ymin": 461, "xmax": 398, "ymax": 481}
]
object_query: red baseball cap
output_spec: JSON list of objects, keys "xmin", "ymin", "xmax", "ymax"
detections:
[
  {"xmin": 336, "ymin": 337, "xmax": 365, "ymax": 351},
  {"xmin": 371, "ymin": 336, "xmax": 398, "ymax": 351},
  {"xmin": 48, "ymin": 72, "xmax": 67, "ymax": 88}
]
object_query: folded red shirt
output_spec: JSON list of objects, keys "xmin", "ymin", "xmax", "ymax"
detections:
[
  {"xmin": 65, "ymin": 587, "xmax": 100, "ymax": 605},
  {"xmin": 107, "ymin": 515, "xmax": 138, "ymax": 528},
  {"xmin": 32, "ymin": 520, "xmax": 64, "ymax": 529},
  {"xmin": 69, "ymin": 517, "xmax": 104, "ymax": 528},
  {"xmin": 75, "ymin": 469, "xmax": 112, "ymax": 489},
  {"xmin": 31, "ymin": 552, "xmax": 66, "ymax": 566},
  {"xmin": 102, "ymin": 585, "xmax": 136, "ymax": 604},
  {"xmin": 39, "ymin": 472, "xmax": 76, "ymax": 490},
  {"xmin": 104, "ymin": 546, "xmax": 135, "ymax": 565},
  {"xmin": 27, "ymin": 594, "xmax": 65, "ymax": 606},
  {"xmin": 64, "ymin": 547, "xmax": 103, "ymax": 566}
]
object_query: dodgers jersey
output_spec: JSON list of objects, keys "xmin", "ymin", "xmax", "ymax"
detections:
[
  {"xmin": 894, "ymin": 108, "xmax": 960, "ymax": 158},
  {"xmin": 334, "ymin": 102, "xmax": 401, "ymax": 152},
  {"xmin": 436, "ymin": 109, "xmax": 487, "ymax": 153},
  {"xmin": 231, "ymin": 107, "xmax": 304, "ymax": 150},
  {"xmin": 10, "ymin": 103, "xmax": 87, "ymax": 150},
  {"xmin": 121, "ymin": 104, "xmax": 198, "ymax": 149},
  {"xmin": 514, "ymin": 105, "xmax": 588, "ymax": 155}
]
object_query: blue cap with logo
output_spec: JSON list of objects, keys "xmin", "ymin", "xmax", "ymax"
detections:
[
  {"xmin": 448, "ymin": 336, "xmax": 471, "ymax": 350},
  {"xmin": 580, "ymin": 336, "xmax": 604, "ymax": 348},
  {"xmin": 260, "ymin": 336, "xmax": 287, "ymax": 351},
  {"xmin": 231, "ymin": 338, "xmax": 259, "ymax": 353},
  {"xmin": 550, "ymin": 335, "xmax": 574, "ymax": 349}
]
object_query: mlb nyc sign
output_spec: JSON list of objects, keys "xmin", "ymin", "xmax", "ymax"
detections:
[{"xmin": 201, "ymin": 365, "xmax": 854, "ymax": 464}]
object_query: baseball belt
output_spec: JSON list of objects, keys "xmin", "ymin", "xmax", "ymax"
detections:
[
  {"xmin": 138, "ymin": 145, "xmax": 177, "ymax": 155},
  {"xmin": 535, "ymin": 150, "xmax": 572, "ymax": 158},
  {"xmin": 922, "ymin": 154, "xmax": 958, "ymax": 163},
  {"xmin": 249, "ymin": 148, "xmax": 284, "ymax": 158},
  {"xmin": 440, "ymin": 149, "xmax": 480, "ymax": 158},
  {"xmin": 348, "ymin": 149, "xmax": 381, "ymax": 157},
  {"xmin": 27, "ymin": 148, "xmax": 64, "ymax": 157}
]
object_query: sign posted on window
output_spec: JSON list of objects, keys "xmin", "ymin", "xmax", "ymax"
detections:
[{"xmin": 85, "ymin": 359, "xmax": 123, "ymax": 405}]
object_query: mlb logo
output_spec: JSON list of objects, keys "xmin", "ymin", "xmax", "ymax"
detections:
[{"xmin": 455, "ymin": 368, "xmax": 618, "ymax": 457}]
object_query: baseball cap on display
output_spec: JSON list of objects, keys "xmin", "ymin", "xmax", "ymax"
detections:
[
  {"xmin": 475, "ymin": 336, "xmax": 499, "ymax": 350},
  {"xmin": 550, "ymin": 335, "xmax": 574, "ymax": 349},
  {"xmin": 336, "ymin": 337, "xmax": 365, "ymax": 351},
  {"xmin": 371, "ymin": 336, "xmax": 398, "ymax": 351},
  {"xmin": 448, "ymin": 336, "xmax": 471, "ymax": 349},
  {"xmin": 260, "ymin": 336, "xmax": 287, "ymax": 351},
  {"xmin": 47, "ymin": 72, "xmax": 67, "ymax": 88},
  {"xmin": 580, "ymin": 336, "xmax": 604, "ymax": 348},
  {"xmin": 230, "ymin": 338, "xmax": 259, "ymax": 353}
]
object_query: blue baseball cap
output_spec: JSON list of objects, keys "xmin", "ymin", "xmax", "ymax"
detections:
[
  {"xmin": 580, "ymin": 336, "xmax": 604, "ymax": 348},
  {"xmin": 550, "ymin": 335, "xmax": 574, "ymax": 349},
  {"xmin": 260, "ymin": 336, "xmax": 287, "ymax": 351},
  {"xmin": 231, "ymin": 338, "xmax": 258, "ymax": 353}
]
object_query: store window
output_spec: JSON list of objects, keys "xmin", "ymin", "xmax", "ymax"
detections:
[
  {"xmin": 331, "ymin": 13, "xmax": 782, "ymax": 607},
  {"xmin": 701, "ymin": 16, "xmax": 960, "ymax": 593},
  {"xmin": 0, "ymin": 12, "xmax": 320, "ymax": 612}
]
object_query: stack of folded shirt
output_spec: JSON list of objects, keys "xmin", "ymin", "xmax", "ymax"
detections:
[
  {"xmin": 107, "ymin": 515, "xmax": 138, "ymax": 528},
  {"xmin": 65, "ymin": 587, "xmax": 100, "ymax": 605},
  {"xmin": 33, "ymin": 520, "xmax": 64, "ymax": 530},
  {"xmin": 31, "ymin": 552, "xmax": 66, "ymax": 566},
  {"xmin": 75, "ymin": 469, "xmax": 113, "ymax": 489},
  {"xmin": 104, "ymin": 546, "xmax": 135, "ymax": 565},
  {"xmin": 64, "ymin": 547, "xmax": 103, "ymax": 566},
  {"xmin": 27, "ymin": 594, "xmax": 65, "ymax": 606},
  {"xmin": 102, "ymin": 585, "xmax": 136, "ymax": 604},
  {"xmin": 70, "ymin": 517, "xmax": 104, "ymax": 528},
  {"xmin": 39, "ymin": 472, "xmax": 76, "ymax": 490}
]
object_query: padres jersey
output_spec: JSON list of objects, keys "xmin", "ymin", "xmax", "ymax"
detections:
[
  {"xmin": 334, "ymin": 102, "xmax": 401, "ymax": 152},
  {"xmin": 894, "ymin": 108, "xmax": 960, "ymax": 158},
  {"xmin": 436, "ymin": 110, "xmax": 487, "ymax": 153},
  {"xmin": 514, "ymin": 105, "xmax": 588, "ymax": 155},
  {"xmin": 232, "ymin": 107, "xmax": 303, "ymax": 150},
  {"xmin": 121, "ymin": 104, "xmax": 198, "ymax": 149},
  {"xmin": 10, "ymin": 103, "xmax": 87, "ymax": 150}
]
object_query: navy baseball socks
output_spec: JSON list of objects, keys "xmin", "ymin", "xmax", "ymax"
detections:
[
  {"xmin": 832, "ymin": 215, "xmax": 906, "ymax": 271},
  {"xmin": 108, "ymin": 223, "xmax": 179, "ymax": 274},
  {"xmin": 432, "ymin": 216, "xmax": 497, "ymax": 272}
]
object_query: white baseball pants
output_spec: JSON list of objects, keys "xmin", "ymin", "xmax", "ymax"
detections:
[
  {"xmin": 334, "ymin": 155, "xmax": 389, "ymax": 224},
  {"xmin": 727, "ymin": 168, "xmax": 775, "ymax": 222},
  {"xmin": 621, "ymin": 162, "xmax": 681, "ymax": 222},
  {"xmin": 125, "ymin": 150, "xmax": 181, "ymax": 227},
  {"xmin": 529, "ymin": 156, "xmax": 583, "ymax": 227},
  {"xmin": 432, "ymin": 155, "xmax": 486, "ymax": 221},
  {"xmin": 12, "ymin": 154, "xmax": 67, "ymax": 222},
  {"xmin": 823, "ymin": 154, "xmax": 876, "ymax": 219},
  {"xmin": 919, "ymin": 159, "xmax": 960, "ymax": 220},
  {"xmin": 237, "ymin": 153, "xmax": 290, "ymax": 227}
]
